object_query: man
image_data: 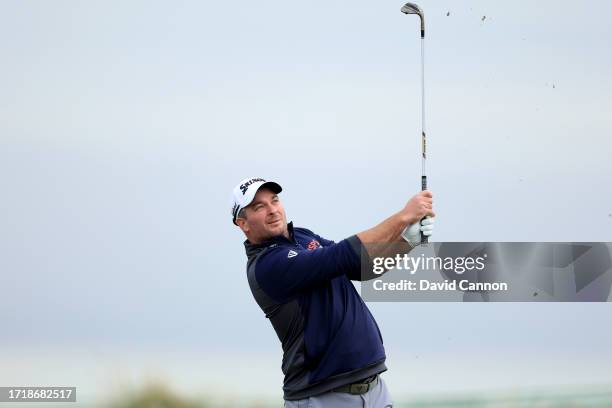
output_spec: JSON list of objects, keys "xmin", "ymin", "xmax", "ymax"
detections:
[{"xmin": 231, "ymin": 177, "xmax": 435, "ymax": 407}]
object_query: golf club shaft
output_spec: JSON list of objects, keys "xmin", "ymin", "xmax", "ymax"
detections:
[
  {"xmin": 420, "ymin": 25, "xmax": 428, "ymax": 244},
  {"xmin": 401, "ymin": 3, "xmax": 428, "ymax": 245}
]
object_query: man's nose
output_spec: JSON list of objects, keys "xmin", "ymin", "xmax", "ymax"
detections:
[{"xmin": 267, "ymin": 204, "xmax": 279, "ymax": 214}]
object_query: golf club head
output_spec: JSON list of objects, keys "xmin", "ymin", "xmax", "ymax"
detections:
[
  {"xmin": 400, "ymin": 2, "xmax": 422, "ymax": 16},
  {"xmin": 400, "ymin": 2, "xmax": 425, "ymax": 36}
]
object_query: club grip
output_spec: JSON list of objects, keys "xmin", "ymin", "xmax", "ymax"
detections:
[{"xmin": 421, "ymin": 175, "xmax": 428, "ymax": 244}]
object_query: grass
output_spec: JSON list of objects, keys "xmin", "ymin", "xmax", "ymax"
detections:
[{"xmin": 95, "ymin": 382, "xmax": 612, "ymax": 408}]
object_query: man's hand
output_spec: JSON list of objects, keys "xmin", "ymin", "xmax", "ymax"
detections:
[
  {"xmin": 356, "ymin": 190, "xmax": 435, "ymax": 246},
  {"xmin": 355, "ymin": 190, "xmax": 436, "ymax": 281},
  {"xmin": 399, "ymin": 191, "xmax": 435, "ymax": 225},
  {"xmin": 401, "ymin": 217, "xmax": 435, "ymax": 246}
]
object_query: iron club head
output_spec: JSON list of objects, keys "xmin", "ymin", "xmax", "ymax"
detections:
[
  {"xmin": 400, "ymin": 2, "xmax": 425, "ymax": 36},
  {"xmin": 400, "ymin": 2, "xmax": 422, "ymax": 16}
]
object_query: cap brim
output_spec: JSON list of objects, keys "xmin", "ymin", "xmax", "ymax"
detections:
[{"xmin": 259, "ymin": 181, "xmax": 282, "ymax": 195}]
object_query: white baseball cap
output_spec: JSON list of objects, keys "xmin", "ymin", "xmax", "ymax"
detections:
[{"xmin": 230, "ymin": 177, "xmax": 283, "ymax": 225}]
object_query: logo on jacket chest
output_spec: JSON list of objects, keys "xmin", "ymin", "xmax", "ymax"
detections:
[{"xmin": 307, "ymin": 240, "xmax": 321, "ymax": 251}]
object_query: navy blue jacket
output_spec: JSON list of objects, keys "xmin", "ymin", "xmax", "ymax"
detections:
[{"xmin": 244, "ymin": 222, "xmax": 387, "ymax": 400}]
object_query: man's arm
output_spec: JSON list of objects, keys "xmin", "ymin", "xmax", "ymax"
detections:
[
  {"xmin": 357, "ymin": 190, "xmax": 434, "ymax": 246},
  {"xmin": 254, "ymin": 237, "xmax": 362, "ymax": 303},
  {"xmin": 349, "ymin": 191, "xmax": 435, "ymax": 281},
  {"xmin": 255, "ymin": 191, "xmax": 435, "ymax": 298}
]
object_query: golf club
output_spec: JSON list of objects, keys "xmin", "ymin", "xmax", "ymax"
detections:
[{"xmin": 400, "ymin": 2, "xmax": 428, "ymax": 244}]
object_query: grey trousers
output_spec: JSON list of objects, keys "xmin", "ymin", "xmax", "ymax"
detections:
[{"xmin": 284, "ymin": 376, "xmax": 393, "ymax": 408}]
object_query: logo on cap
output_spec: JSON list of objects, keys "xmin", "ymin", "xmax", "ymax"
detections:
[{"xmin": 240, "ymin": 178, "xmax": 266, "ymax": 195}]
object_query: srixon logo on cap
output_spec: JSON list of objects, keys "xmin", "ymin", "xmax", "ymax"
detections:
[{"xmin": 240, "ymin": 178, "xmax": 265, "ymax": 195}]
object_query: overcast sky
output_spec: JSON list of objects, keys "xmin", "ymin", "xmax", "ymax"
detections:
[{"xmin": 1, "ymin": 0, "xmax": 611, "ymax": 403}]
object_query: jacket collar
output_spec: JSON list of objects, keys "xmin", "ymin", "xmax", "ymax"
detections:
[{"xmin": 244, "ymin": 222, "xmax": 296, "ymax": 258}]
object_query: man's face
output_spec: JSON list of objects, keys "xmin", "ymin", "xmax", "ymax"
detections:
[{"xmin": 236, "ymin": 188, "xmax": 288, "ymax": 244}]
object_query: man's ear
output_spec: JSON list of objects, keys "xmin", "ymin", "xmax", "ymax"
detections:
[{"xmin": 236, "ymin": 217, "xmax": 249, "ymax": 233}]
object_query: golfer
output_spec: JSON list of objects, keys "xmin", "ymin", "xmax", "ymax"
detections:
[{"xmin": 231, "ymin": 177, "xmax": 435, "ymax": 407}]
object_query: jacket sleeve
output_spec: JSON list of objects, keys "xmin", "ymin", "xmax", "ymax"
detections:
[
  {"xmin": 254, "ymin": 236, "xmax": 362, "ymax": 303},
  {"xmin": 314, "ymin": 234, "xmax": 335, "ymax": 247},
  {"xmin": 295, "ymin": 231, "xmax": 379, "ymax": 282}
]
